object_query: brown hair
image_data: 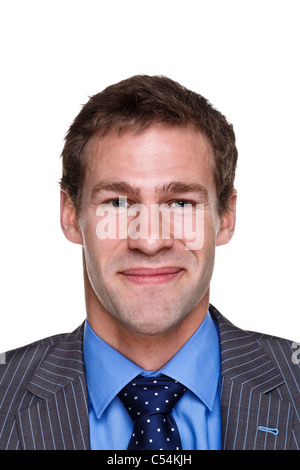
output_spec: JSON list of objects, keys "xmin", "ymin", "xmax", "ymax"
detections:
[{"xmin": 60, "ymin": 75, "xmax": 238, "ymax": 215}]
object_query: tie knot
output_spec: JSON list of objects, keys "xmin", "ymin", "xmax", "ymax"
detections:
[{"xmin": 118, "ymin": 375, "xmax": 186, "ymax": 422}]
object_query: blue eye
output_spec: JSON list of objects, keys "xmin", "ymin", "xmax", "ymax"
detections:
[
  {"xmin": 108, "ymin": 198, "xmax": 129, "ymax": 208},
  {"xmin": 170, "ymin": 200, "xmax": 192, "ymax": 208}
]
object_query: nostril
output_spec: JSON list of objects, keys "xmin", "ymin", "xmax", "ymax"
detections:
[{"xmin": 127, "ymin": 235, "xmax": 174, "ymax": 256}]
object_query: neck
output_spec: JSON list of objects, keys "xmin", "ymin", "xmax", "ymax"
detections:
[{"xmin": 84, "ymin": 274, "xmax": 209, "ymax": 370}]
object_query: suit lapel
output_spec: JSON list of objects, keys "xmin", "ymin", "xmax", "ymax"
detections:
[
  {"xmin": 210, "ymin": 305, "xmax": 296, "ymax": 450},
  {"xmin": 220, "ymin": 376, "xmax": 294, "ymax": 450},
  {"xmin": 16, "ymin": 324, "xmax": 90, "ymax": 450}
]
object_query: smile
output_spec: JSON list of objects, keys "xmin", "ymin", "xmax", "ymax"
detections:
[{"xmin": 119, "ymin": 267, "xmax": 184, "ymax": 285}]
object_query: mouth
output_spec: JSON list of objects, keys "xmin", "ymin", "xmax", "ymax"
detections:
[{"xmin": 118, "ymin": 266, "xmax": 185, "ymax": 285}]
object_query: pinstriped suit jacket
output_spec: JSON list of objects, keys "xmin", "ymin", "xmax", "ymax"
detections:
[{"xmin": 1, "ymin": 304, "xmax": 300, "ymax": 450}]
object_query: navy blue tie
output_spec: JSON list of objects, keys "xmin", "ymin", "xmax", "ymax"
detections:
[{"xmin": 118, "ymin": 375, "xmax": 186, "ymax": 450}]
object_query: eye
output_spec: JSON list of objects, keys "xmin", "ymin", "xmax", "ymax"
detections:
[
  {"xmin": 169, "ymin": 200, "xmax": 193, "ymax": 208},
  {"xmin": 106, "ymin": 198, "xmax": 130, "ymax": 208}
]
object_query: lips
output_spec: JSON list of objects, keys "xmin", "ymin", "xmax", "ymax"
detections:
[{"xmin": 119, "ymin": 266, "xmax": 184, "ymax": 284}]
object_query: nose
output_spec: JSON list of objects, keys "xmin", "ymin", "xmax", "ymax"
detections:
[
  {"xmin": 128, "ymin": 233, "xmax": 174, "ymax": 255},
  {"xmin": 127, "ymin": 204, "xmax": 174, "ymax": 255}
]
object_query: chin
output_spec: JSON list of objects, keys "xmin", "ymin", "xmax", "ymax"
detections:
[
  {"xmin": 105, "ymin": 285, "xmax": 204, "ymax": 336},
  {"xmin": 119, "ymin": 310, "xmax": 187, "ymax": 337},
  {"xmin": 126, "ymin": 323, "xmax": 176, "ymax": 337}
]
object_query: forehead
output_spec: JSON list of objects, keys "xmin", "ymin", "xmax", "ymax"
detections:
[{"xmin": 83, "ymin": 125, "xmax": 215, "ymax": 191}]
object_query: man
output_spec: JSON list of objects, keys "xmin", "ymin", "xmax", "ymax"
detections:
[{"xmin": 0, "ymin": 75, "xmax": 299, "ymax": 450}]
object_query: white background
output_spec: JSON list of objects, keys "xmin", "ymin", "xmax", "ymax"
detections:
[{"xmin": 1, "ymin": 0, "xmax": 299, "ymax": 351}]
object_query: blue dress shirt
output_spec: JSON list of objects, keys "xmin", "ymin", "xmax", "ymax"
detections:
[{"xmin": 83, "ymin": 312, "xmax": 221, "ymax": 450}]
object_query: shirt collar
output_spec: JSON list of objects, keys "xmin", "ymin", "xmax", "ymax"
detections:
[
  {"xmin": 83, "ymin": 312, "xmax": 220, "ymax": 418},
  {"xmin": 160, "ymin": 312, "xmax": 220, "ymax": 411},
  {"xmin": 83, "ymin": 321, "xmax": 143, "ymax": 419}
]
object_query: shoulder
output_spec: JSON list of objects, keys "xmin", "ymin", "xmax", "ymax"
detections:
[
  {"xmin": 210, "ymin": 303, "xmax": 300, "ymax": 386},
  {"xmin": 1, "ymin": 332, "xmax": 65, "ymax": 381},
  {"xmin": 247, "ymin": 328, "xmax": 300, "ymax": 380},
  {"xmin": 0, "ymin": 323, "xmax": 84, "ymax": 399},
  {"xmin": 210, "ymin": 302, "xmax": 298, "ymax": 350},
  {"xmin": 0, "ymin": 324, "xmax": 85, "ymax": 450}
]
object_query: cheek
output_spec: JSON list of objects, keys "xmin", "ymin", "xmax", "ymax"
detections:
[
  {"xmin": 182, "ymin": 207, "xmax": 218, "ymax": 252},
  {"xmin": 178, "ymin": 206, "xmax": 205, "ymax": 251},
  {"xmin": 83, "ymin": 237, "xmax": 119, "ymax": 295},
  {"xmin": 80, "ymin": 223, "xmax": 115, "ymax": 281},
  {"xmin": 84, "ymin": 229, "xmax": 120, "ymax": 261},
  {"xmin": 81, "ymin": 208, "xmax": 115, "ymax": 250},
  {"xmin": 188, "ymin": 213, "xmax": 218, "ymax": 275},
  {"xmin": 85, "ymin": 208, "xmax": 130, "ymax": 246}
]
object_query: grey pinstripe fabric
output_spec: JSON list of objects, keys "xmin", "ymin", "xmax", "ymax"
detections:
[
  {"xmin": 1, "ymin": 305, "xmax": 300, "ymax": 450},
  {"xmin": 0, "ymin": 326, "xmax": 89, "ymax": 450}
]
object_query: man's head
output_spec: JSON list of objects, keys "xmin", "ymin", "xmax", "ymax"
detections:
[
  {"xmin": 60, "ymin": 75, "xmax": 238, "ymax": 218},
  {"xmin": 60, "ymin": 75, "xmax": 238, "ymax": 343}
]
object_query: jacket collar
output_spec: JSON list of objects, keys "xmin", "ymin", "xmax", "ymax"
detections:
[{"xmin": 26, "ymin": 323, "xmax": 86, "ymax": 399}]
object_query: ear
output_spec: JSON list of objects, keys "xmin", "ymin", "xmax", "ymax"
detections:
[
  {"xmin": 60, "ymin": 190, "xmax": 83, "ymax": 245},
  {"xmin": 216, "ymin": 192, "xmax": 237, "ymax": 247}
]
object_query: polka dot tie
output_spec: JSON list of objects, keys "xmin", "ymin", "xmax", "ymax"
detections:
[{"xmin": 118, "ymin": 375, "xmax": 186, "ymax": 450}]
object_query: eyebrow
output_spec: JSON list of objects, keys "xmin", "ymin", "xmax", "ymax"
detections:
[
  {"xmin": 90, "ymin": 180, "xmax": 208, "ymax": 200},
  {"xmin": 91, "ymin": 181, "xmax": 140, "ymax": 197},
  {"xmin": 156, "ymin": 181, "xmax": 208, "ymax": 198}
]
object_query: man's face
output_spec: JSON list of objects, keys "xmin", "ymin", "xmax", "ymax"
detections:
[{"xmin": 63, "ymin": 125, "xmax": 235, "ymax": 336}]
